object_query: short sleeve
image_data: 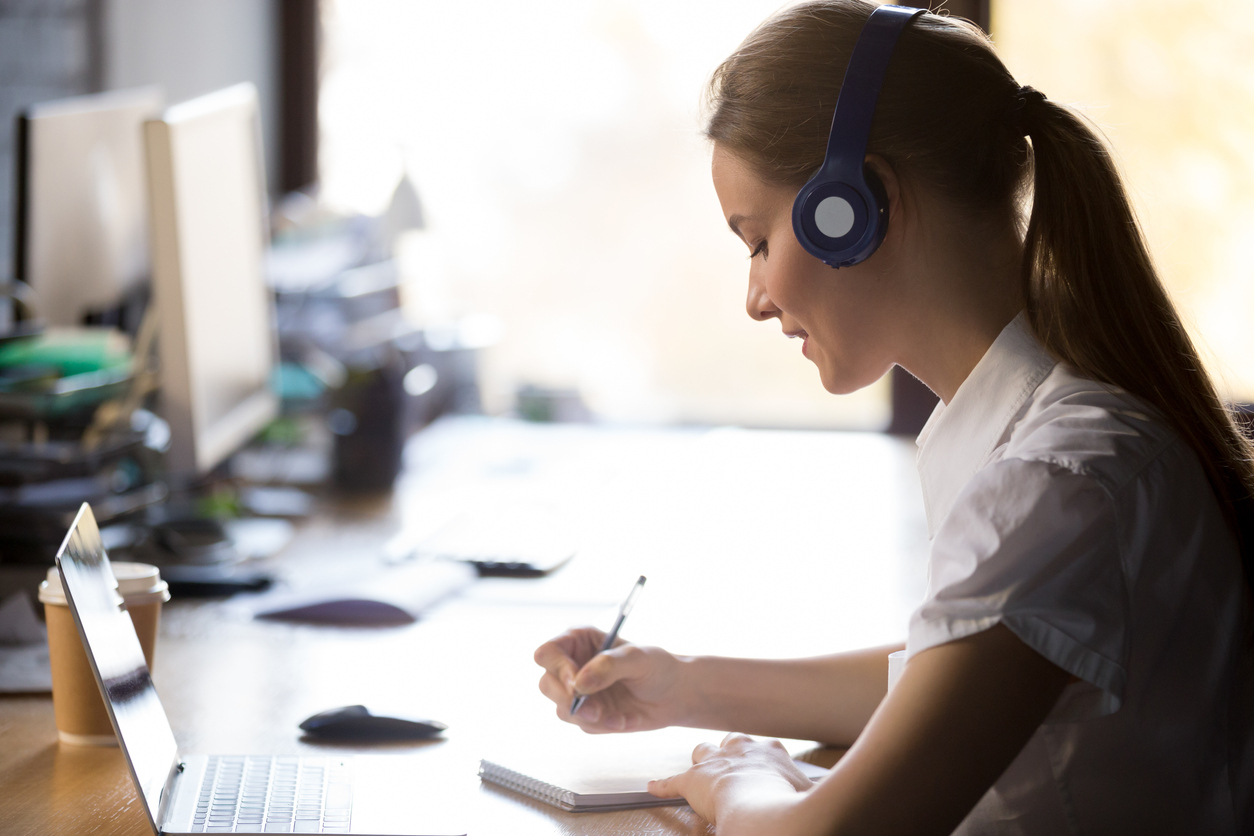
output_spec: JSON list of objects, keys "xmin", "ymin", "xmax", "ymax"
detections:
[{"xmin": 908, "ymin": 457, "xmax": 1128, "ymax": 721}]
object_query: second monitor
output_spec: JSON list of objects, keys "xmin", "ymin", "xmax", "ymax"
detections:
[
  {"xmin": 145, "ymin": 83, "xmax": 278, "ymax": 476},
  {"xmin": 15, "ymin": 86, "xmax": 163, "ymax": 327}
]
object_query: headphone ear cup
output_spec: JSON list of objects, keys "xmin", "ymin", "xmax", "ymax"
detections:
[{"xmin": 791, "ymin": 171, "xmax": 886, "ymax": 268}]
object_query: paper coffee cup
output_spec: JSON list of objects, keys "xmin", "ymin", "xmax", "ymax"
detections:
[{"xmin": 39, "ymin": 562, "xmax": 170, "ymax": 746}]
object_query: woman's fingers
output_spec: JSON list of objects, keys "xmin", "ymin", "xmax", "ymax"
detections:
[
  {"xmin": 572, "ymin": 642, "xmax": 648, "ymax": 695},
  {"xmin": 575, "ymin": 689, "xmax": 646, "ymax": 731},
  {"xmin": 535, "ymin": 629, "xmax": 669, "ymax": 735},
  {"xmin": 716, "ymin": 735, "xmax": 814, "ymax": 791},
  {"xmin": 533, "ymin": 640, "xmax": 580, "ymax": 690},
  {"xmin": 692, "ymin": 741, "xmax": 719, "ymax": 763},
  {"xmin": 648, "ymin": 762, "xmax": 718, "ymax": 822},
  {"xmin": 574, "ymin": 699, "xmax": 603, "ymax": 724},
  {"xmin": 537, "ymin": 667, "xmax": 608, "ymax": 726},
  {"xmin": 650, "ymin": 736, "xmax": 809, "ymax": 824},
  {"xmin": 537, "ymin": 667, "xmax": 630, "ymax": 730},
  {"xmin": 647, "ymin": 772, "xmax": 686, "ymax": 799},
  {"xmin": 534, "ymin": 627, "xmax": 611, "ymax": 689},
  {"xmin": 537, "ymin": 671, "xmax": 572, "ymax": 707}
]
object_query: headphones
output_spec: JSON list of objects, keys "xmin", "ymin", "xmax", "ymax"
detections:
[{"xmin": 791, "ymin": 4, "xmax": 923, "ymax": 268}]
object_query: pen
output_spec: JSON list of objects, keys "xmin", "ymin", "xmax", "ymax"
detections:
[{"xmin": 570, "ymin": 575, "xmax": 647, "ymax": 717}]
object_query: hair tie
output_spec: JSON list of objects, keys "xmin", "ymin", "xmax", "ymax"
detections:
[{"xmin": 1006, "ymin": 85, "xmax": 1047, "ymax": 135}]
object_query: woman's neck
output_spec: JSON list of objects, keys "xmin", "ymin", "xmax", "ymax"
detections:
[{"xmin": 892, "ymin": 202, "xmax": 1025, "ymax": 405}]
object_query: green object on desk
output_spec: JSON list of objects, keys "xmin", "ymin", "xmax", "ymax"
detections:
[
  {"xmin": 0, "ymin": 328, "xmax": 131, "ymax": 376},
  {"xmin": 197, "ymin": 488, "xmax": 243, "ymax": 520},
  {"xmin": 0, "ymin": 328, "xmax": 133, "ymax": 419}
]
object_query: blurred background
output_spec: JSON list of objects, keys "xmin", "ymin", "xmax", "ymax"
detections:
[
  {"xmin": 0, "ymin": 0, "xmax": 1249, "ymax": 689},
  {"xmin": 9, "ymin": 0, "xmax": 1251, "ymax": 809},
  {"xmin": 0, "ymin": 0, "xmax": 1250, "ymax": 433}
]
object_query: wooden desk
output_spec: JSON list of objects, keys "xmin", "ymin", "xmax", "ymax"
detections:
[{"xmin": 0, "ymin": 418, "xmax": 928, "ymax": 835}]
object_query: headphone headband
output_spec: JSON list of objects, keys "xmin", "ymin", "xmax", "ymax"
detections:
[
  {"xmin": 819, "ymin": 5, "xmax": 923, "ymax": 180},
  {"xmin": 792, "ymin": 4, "xmax": 923, "ymax": 268}
]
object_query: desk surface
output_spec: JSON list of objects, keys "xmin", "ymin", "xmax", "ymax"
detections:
[{"xmin": 0, "ymin": 417, "xmax": 928, "ymax": 835}]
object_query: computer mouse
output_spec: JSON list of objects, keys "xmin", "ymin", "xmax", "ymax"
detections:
[{"xmin": 299, "ymin": 705, "xmax": 447, "ymax": 740}]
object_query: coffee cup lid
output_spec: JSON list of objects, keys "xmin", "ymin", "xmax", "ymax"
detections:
[{"xmin": 39, "ymin": 562, "xmax": 169, "ymax": 606}]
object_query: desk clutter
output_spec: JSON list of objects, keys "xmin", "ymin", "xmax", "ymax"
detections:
[
  {"xmin": 0, "ymin": 326, "xmax": 167, "ymax": 564},
  {"xmin": 0, "ymin": 80, "xmax": 490, "ymax": 574}
]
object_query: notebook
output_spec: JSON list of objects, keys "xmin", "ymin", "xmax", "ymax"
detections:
[{"xmin": 479, "ymin": 727, "xmax": 828, "ymax": 812}]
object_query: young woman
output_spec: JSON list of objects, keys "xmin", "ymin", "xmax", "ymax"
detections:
[{"xmin": 534, "ymin": 3, "xmax": 1254, "ymax": 833}]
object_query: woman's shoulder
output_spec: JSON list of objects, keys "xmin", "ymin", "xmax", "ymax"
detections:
[{"xmin": 998, "ymin": 362, "xmax": 1185, "ymax": 495}]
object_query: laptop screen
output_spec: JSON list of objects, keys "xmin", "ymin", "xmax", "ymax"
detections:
[{"xmin": 56, "ymin": 503, "xmax": 178, "ymax": 830}]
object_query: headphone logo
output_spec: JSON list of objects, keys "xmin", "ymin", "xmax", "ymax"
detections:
[{"xmin": 792, "ymin": 5, "xmax": 923, "ymax": 268}]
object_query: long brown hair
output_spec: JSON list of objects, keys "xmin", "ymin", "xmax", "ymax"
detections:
[{"xmin": 706, "ymin": 1, "xmax": 1254, "ymax": 593}]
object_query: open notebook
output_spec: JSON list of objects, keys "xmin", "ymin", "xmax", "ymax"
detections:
[{"xmin": 479, "ymin": 727, "xmax": 828, "ymax": 812}]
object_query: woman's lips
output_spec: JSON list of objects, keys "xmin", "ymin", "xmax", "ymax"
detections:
[{"xmin": 785, "ymin": 330, "xmax": 810, "ymax": 358}]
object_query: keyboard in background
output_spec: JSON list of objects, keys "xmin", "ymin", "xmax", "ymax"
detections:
[{"xmin": 412, "ymin": 505, "xmax": 577, "ymax": 577}]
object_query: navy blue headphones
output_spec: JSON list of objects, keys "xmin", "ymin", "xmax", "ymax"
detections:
[{"xmin": 791, "ymin": 4, "xmax": 923, "ymax": 268}]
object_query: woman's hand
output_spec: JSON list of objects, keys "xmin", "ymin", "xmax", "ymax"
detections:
[
  {"xmin": 533, "ymin": 626, "xmax": 689, "ymax": 732},
  {"xmin": 647, "ymin": 734, "xmax": 812, "ymax": 831}
]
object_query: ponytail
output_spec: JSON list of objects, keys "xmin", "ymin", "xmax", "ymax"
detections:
[
  {"xmin": 1020, "ymin": 96, "xmax": 1254, "ymax": 590},
  {"xmin": 707, "ymin": 0, "xmax": 1254, "ymax": 601}
]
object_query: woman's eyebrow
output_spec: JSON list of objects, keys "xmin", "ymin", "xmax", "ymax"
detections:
[{"xmin": 726, "ymin": 214, "xmax": 750, "ymax": 239}]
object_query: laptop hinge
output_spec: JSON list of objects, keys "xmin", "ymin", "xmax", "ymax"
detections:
[{"xmin": 154, "ymin": 757, "xmax": 185, "ymax": 833}]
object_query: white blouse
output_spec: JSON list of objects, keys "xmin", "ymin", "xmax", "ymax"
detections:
[{"xmin": 907, "ymin": 313, "xmax": 1253, "ymax": 834}]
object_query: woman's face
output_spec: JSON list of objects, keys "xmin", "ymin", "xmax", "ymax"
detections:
[{"xmin": 711, "ymin": 144, "xmax": 900, "ymax": 395}]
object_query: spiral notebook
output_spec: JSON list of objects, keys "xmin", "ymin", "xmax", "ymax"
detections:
[
  {"xmin": 478, "ymin": 750, "xmax": 690, "ymax": 811},
  {"xmin": 478, "ymin": 728, "xmax": 828, "ymax": 812}
]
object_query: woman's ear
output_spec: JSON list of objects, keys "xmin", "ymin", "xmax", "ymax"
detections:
[{"xmin": 865, "ymin": 154, "xmax": 902, "ymax": 224}]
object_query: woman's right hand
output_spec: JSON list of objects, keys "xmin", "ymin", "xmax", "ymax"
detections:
[{"xmin": 534, "ymin": 627, "xmax": 689, "ymax": 733}]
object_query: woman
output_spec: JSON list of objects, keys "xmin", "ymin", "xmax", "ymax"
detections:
[{"xmin": 534, "ymin": 3, "xmax": 1254, "ymax": 833}]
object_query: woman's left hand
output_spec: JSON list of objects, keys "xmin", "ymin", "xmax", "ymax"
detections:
[{"xmin": 647, "ymin": 733, "xmax": 813, "ymax": 828}]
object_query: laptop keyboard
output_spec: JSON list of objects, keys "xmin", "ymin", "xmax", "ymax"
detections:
[{"xmin": 191, "ymin": 755, "xmax": 353, "ymax": 833}]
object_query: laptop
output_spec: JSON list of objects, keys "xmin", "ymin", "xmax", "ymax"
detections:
[{"xmin": 55, "ymin": 503, "xmax": 466, "ymax": 835}]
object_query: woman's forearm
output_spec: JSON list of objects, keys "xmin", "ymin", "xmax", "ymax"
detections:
[
  {"xmin": 673, "ymin": 643, "xmax": 901, "ymax": 745},
  {"xmin": 669, "ymin": 628, "xmax": 1071, "ymax": 836}
]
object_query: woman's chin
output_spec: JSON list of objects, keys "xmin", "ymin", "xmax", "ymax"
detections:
[
  {"xmin": 818, "ymin": 374, "xmax": 869, "ymax": 396},
  {"xmin": 816, "ymin": 363, "xmax": 887, "ymax": 396}
]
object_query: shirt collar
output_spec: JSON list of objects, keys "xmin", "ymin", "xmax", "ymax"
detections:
[{"xmin": 915, "ymin": 312, "xmax": 1058, "ymax": 538}]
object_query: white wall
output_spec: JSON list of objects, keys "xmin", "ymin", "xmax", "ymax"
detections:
[{"xmin": 103, "ymin": 0, "xmax": 279, "ymax": 192}]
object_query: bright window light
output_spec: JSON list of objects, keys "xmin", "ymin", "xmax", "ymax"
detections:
[
  {"xmin": 995, "ymin": 0, "xmax": 1254, "ymax": 402},
  {"xmin": 319, "ymin": 1, "xmax": 890, "ymax": 428}
]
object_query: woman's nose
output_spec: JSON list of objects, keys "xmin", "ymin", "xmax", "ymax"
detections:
[{"xmin": 746, "ymin": 275, "xmax": 781, "ymax": 322}]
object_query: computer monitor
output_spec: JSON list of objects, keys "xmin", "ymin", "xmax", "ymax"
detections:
[
  {"xmin": 14, "ymin": 87, "xmax": 163, "ymax": 326},
  {"xmin": 144, "ymin": 83, "xmax": 278, "ymax": 475}
]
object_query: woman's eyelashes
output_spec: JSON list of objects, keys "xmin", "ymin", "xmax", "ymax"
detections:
[{"xmin": 749, "ymin": 239, "xmax": 768, "ymax": 261}]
